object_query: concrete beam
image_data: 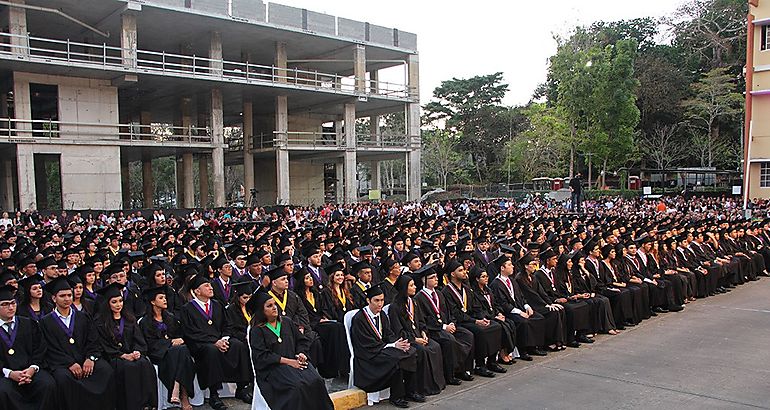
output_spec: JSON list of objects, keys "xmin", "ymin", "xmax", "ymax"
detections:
[
  {"xmin": 344, "ymin": 103, "xmax": 357, "ymax": 203},
  {"xmin": 182, "ymin": 152, "xmax": 194, "ymax": 208},
  {"xmin": 199, "ymin": 155, "xmax": 209, "ymax": 207},
  {"xmin": 243, "ymin": 100, "xmax": 254, "ymax": 194},
  {"xmin": 209, "ymin": 31, "xmax": 223, "ymax": 76},
  {"xmin": 210, "ymin": 88, "xmax": 226, "ymax": 207},
  {"xmin": 408, "ymin": 53, "xmax": 419, "ymax": 99},
  {"xmin": 175, "ymin": 157, "xmax": 184, "ymax": 207},
  {"xmin": 121, "ymin": 11, "xmax": 138, "ymax": 67},
  {"xmin": 276, "ymin": 95, "xmax": 290, "ymax": 205},
  {"xmin": 142, "ymin": 157, "xmax": 153, "ymax": 208},
  {"xmin": 353, "ymin": 44, "xmax": 366, "ymax": 92}
]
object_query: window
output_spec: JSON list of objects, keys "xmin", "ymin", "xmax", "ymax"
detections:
[
  {"xmin": 762, "ymin": 25, "xmax": 770, "ymax": 51},
  {"xmin": 761, "ymin": 162, "xmax": 770, "ymax": 188},
  {"xmin": 29, "ymin": 83, "xmax": 59, "ymax": 137}
]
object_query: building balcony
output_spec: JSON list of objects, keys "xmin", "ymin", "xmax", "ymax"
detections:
[
  {"xmin": 230, "ymin": 132, "xmax": 410, "ymax": 153},
  {"xmin": 0, "ymin": 32, "xmax": 416, "ymax": 101}
]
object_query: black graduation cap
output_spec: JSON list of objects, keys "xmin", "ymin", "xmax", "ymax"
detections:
[
  {"xmin": 517, "ymin": 252, "xmax": 535, "ymax": 266},
  {"xmin": 0, "ymin": 269, "xmax": 16, "ymax": 285},
  {"xmin": 96, "ymin": 282, "xmax": 124, "ymax": 300},
  {"xmin": 17, "ymin": 275, "xmax": 43, "ymax": 293},
  {"xmin": 412, "ymin": 263, "xmax": 437, "ymax": 279},
  {"xmin": 212, "ymin": 256, "xmax": 229, "ymax": 270},
  {"xmin": 245, "ymin": 289, "xmax": 271, "ymax": 316},
  {"xmin": 364, "ymin": 284, "xmax": 384, "ymax": 299},
  {"xmin": 189, "ymin": 274, "xmax": 210, "ymax": 290},
  {"xmin": 36, "ymin": 256, "xmax": 57, "ymax": 270},
  {"xmin": 43, "ymin": 276, "xmax": 72, "ymax": 295},
  {"xmin": 231, "ymin": 281, "xmax": 255, "ymax": 298},
  {"xmin": 325, "ymin": 262, "xmax": 344, "ymax": 274},
  {"xmin": 493, "ymin": 254, "xmax": 511, "ymax": 269},
  {"xmin": 351, "ymin": 261, "xmax": 371, "ymax": 275},
  {"xmin": 539, "ymin": 248, "xmax": 557, "ymax": 261},
  {"xmin": 246, "ymin": 253, "xmax": 260, "ymax": 266},
  {"xmin": 0, "ymin": 284, "xmax": 15, "ymax": 301},
  {"xmin": 141, "ymin": 285, "xmax": 166, "ymax": 302},
  {"xmin": 66, "ymin": 272, "xmax": 82, "ymax": 287},
  {"xmin": 266, "ymin": 266, "xmax": 288, "ymax": 281}
]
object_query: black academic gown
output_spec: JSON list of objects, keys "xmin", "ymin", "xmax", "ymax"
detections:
[
  {"xmin": 73, "ymin": 299, "xmax": 95, "ymax": 318},
  {"xmin": 567, "ymin": 267, "xmax": 617, "ymax": 333},
  {"xmin": 211, "ymin": 277, "xmax": 233, "ymax": 306},
  {"xmin": 225, "ymin": 303, "xmax": 249, "ymax": 344},
  {"xmin": 515, "ymin": 273, "xmax": 565, "ymax": 345},
  {"xmin": 179, "ymin": 299, "xmax": 252, "ymax": 391},
  {"xmin": 138, "ymin": 311, "xmax": 195, "ymax": 403},
  {"xmin": 489, "ymin": 275, "xmax": 548, "ymax": 348},
  {"xmin": 598, "ymin": 260, "xmax": 638, "ymax": 325},
  {"xmin": 96, "ymin": 315, "xmax": 158, "ymax": 410},
  {"xmin": 535, "ymin": 268, "xmax": 591, "ymax": 342},
  {"xmin": 16, "ymin": 301, "xmax": 51, "ymax": 322},
  {"xmin": 0, "ymin": 316, "xmax": 56, "ymax": 410},
  {"xmin": 269, "ymin": 290, "xmax": 323, "ymax": 366},
  {"xmin": 414, "ymin": 288, "xmax": 474, "ymax": 380},
  {"xmin": 248, "ymin": 317, "xmax": 334, "ymax": 410},
  {"xmin": 350, "ymin": 308, "xmax": 418, "ymax": 400},
  {"xmin": 315, "ymin": 288, "xmax": 351, "ymax": 378},
  {"xmin": 442, "ymin": 282, "xmax": 502, "ymax": 363},
  {"xmin": 350, "ymin": 281, "xmax": 369, "ymax": 309},
  {"xmin": 39, "ymin": 308, "xmax": 115, "ymax": 410},
  {"xmin": 470, "ymin": 284, "xmax": 516, "ymax": 353},
  {"xmin": 389, "ymin": 297, "xmax": 446, "ymax": 395}
]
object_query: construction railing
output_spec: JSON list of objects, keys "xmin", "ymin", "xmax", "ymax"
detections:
[{"xmin": 0, "ymin": 32, "xmax": 415, "ymax": 100}]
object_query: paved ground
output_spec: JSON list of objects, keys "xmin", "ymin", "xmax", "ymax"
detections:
[
  {"xmin": 371, "ymin": 278, "xmax": 770, "ymax": 410},
  {"xmin": 203, "ymin": 278, "xmax": 770, "ymax": 410}
]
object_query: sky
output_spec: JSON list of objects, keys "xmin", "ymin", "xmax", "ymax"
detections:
[{"xmin": 275, "ymin": 0, "xmax": 688, "ymax": 106}]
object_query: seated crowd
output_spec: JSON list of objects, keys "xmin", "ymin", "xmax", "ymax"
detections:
[{"xmin": 0, "ymin": 195, "xmax": 768, "ymax": 409}]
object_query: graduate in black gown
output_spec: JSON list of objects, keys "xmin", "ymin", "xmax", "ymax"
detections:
[
  {"xmin": 515, "ymin": 253, "xmax": 567, "ymax": 351},
  {"xmin": 15, "ymin": 276, "xmax": 50, "ymax": 322},
  {"xmin": 389, "ymin": 274, "xmax": 446, "ymax": 396},
  {"xmin": 139, "ymin": 286, "xmax": 196, "ymax": 410},
  {"xmin": 350, "ymin": 261, "xmax": 374, "ymax": 309},
  {"xmin": 39, "ymin": 276, "xmax": 115, "ymax": 410},
  {"xmin": 94, "ymin": 282, "xmax": 158, "ymax": 410},
  {"xmin": 413, "ymin": 266, "xmax": 474, "ymax": 385},
  {"xmin": 225, "ymin": 281, "xmax": 256, "ymax": 344},
  {"xmin": 350, "ymin": 285, "xmax": 422, "ymax": 408},
  {"xmin": 566, "ymin": 252, "xmax": 619, "ymax": 335},
  {"xmin": 246, "ymin": 291, "xmax": 334, "ymax": 410},
  {"xmin": 179, "ymin": 274, "xmax": 253, "ymax": 410},
  {"xmin": 379, "ymin": 258, "xmax": 401, "ymax": 304},
  {"xmin": 68, "ymin": 274, "xmax": 95, "ymax": 317},
  {"xmin": 442, "ymin": 261, "xmax": 502, "ymax": 378},
  {"xmin": 144, "ymin": 263, "xmax": 185, "ymax": 316},
  {"xmin": 0, "ymin": 284, "xmax": 57, "ymax": 410},
  {"xmin": 468, "ymin": 267, "xmax": 517, "ymax": 365}
]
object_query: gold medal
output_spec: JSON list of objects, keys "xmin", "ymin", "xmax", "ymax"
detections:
[
  {"xmin": 277, "ymin": 337, "xmax": 282, "ymax": 343},
  {"xmin": 7, "ymin": 349, "xmax": 14, "ymax": 355},
  {"xmin": 412, "ymin": 324, "xmax": 416, "ymax": 330},
  {"xmin": 207, "ymin": 320, "xmax": 213, "ymax": 325},
  {"xmin": 118, "ymin": 342, "xmax": 123, "ymax": 347},
  {"xmin": 342, "ymin": 307, "xmax": 346, "ymax": 312},
  {"xmin": 164, "ymin": 335, "xmax": 169, "ymax": 340},
  {"xmin": 438, "ymin": 318, "xmax": 442, "ymax": 323},
  {"xmin": 69, "ymin": 338, "xmax": 75, "ymax": 344},
  {"xmin": 282, "ymin": 311, "xmax": 286, "ymax": 316}
]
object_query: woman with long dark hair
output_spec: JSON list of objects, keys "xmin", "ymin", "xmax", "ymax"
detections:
[
  {"xmin": 313, "ymin": 264, "xmax": 351, "ymax": 379},
  {"xmin": 95, "ymin": 282, "xmax": 157, "ymax": 410},
  {"xmin": 225, "ymin": 281, "xmax": 256, "ymax": 344},
  {"xmin": 390, "ymin": 274, "xmax": 446, "ymax": 396},
  {"xmin": 145, "ymin": 263, "xmax": 185, "ymax": 316},
  {"xmin": 246, "ymin": 291, "xmax": 334, "ymax": 410},
  {"xmin": 16, "ymin": 275, "xmax": 51, "ymax": 321},
  {"xmin": 468, "ymin": 267, "xmax": 517, "ymax": 365},
  {"xmin": 139, "ymin": 286, "xmax": 196, "ymax": 410},
  {"xmin": 557, "ymin": 253, "xmax": 618, "ymax": 336},
  {"xmin": 69, "ymin": 273, "xmax": 95, "ymax": 317}
]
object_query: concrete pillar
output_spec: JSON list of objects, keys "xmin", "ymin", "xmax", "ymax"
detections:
[
  {"xmin": 275, "ymin": 95, "xmax": 289, "ymax": 205},
  {"xmin": 407, "ymin": 54, "xmax": 421, "ymax": 202},
  {"xmin": 353, "ymin": 45, "xmax": 366, "ymax": 92},
  {"xmin": 6, "ymin": 0, "xmax": 28, "ymax": 57},
  {"xmin": 121, "ymin": 11, "xmax": 138, "ymax": 67},
  {"xmin": 182, "ymin": 153, "xmax": 194, "ymax": 208},
  {"xmin": 199, "ymin": 155, "xmax": 209, "ymax": 207},
  {"xmin": 343, "ymin": 103, "xmax": 357, "ymax": 204},
  {"xmin": 16, "ymin": 145, "xmax": 34, "ymax": 210},
  {"xmin": 121, "ymin": 162, "xmax": 130, "ymax": 208},
  {"xmin": 209, "ymin": 31, "xmax": 222, "ymax": 76},
  {"xmin": 175, "ymin": 157, "xmax": 184, "ymax": 207},
  {"xmin": 334, "ymin": 120, "xmax": 344, "ymax": 202},
  {"xmin": 275, "ymin": 42, "xmax": 287, "ymax": 83},
  {"xmin": 142, "ymin": 157, "xmax": 153, "ymax": 208},
  {"xmin": 243, "ymin": 100, "xmax": 254, "ymax": 194},
  {"xmin": 210, "ymin": 89, "xmax": 226, "ymax": 207},
  {"xmin": 1, "ymin": 159, "xmax": 14, "ymax": 210},
  {"xmin": 370, "ymin": 161, "xmax": 381, "ymax": 191}
]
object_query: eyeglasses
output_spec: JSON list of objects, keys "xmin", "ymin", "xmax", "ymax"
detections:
[{"xmin": 0, "ymin": 300, "xmax": 17, "ymax": 308}]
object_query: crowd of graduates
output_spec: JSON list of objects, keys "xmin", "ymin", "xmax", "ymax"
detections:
[{"xmin": 0, "ymin": 195, "xmax": 768, "ymax": 409}]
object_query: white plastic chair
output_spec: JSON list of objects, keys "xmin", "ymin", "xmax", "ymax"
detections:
[
  {"xmin": 344, "ymin": 308, "xmax": 390, "ymax": 406},
  {"xmin": 245, "ymin": 325, "xmax": 272, "ymax": 410}
]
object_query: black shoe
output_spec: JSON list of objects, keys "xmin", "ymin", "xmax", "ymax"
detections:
[
  {"xmin": 457, "ymin": 371, "xmax": 474, "ymax": 382},
  {"xmin": 518, "ymin": 353, "xmax": 533, "ymax": 361},
  {"xmin": 487, "ymin": 363, "xmax": 507, "ymax": 373},
  {"xmin": 668, "ymin": 305, "xmax": 684, "ymax": 312},
  {"xmin": 529, "ymin": 348, "xmax": 548, "ymax": 356},
  {"xmin": 576, "ymin": 335, "xmax": 594, "ymax": 344},
  {"xmin": 208, "ymin": 396, "xmax": 227, "ymax": 410},
  {"xmin": 566, "ymin": 341, "xmax": 581, "ymax": 348},
  {"xmin": 624, "ymin": 321, "xmax": 636, "ymax": 327},
  {"xmin": 649, "ymin": 311, "xmax": 658, "ymax": 317},
  {"xmin": 498, "ymin": 357, "xmax": 515, "ymax": 365},
  {"xmin": 389, "ymin": 398, "xmax": 410, "ymax": 408},
  {"xmin": 654, "ymin": 307, "xmax": 669, "ymax": 313},
  {"xmin": 235, "ymin": 388, "xmax": 253, "ymax": 404},
  {"xmin": 447, "ymin": 377, "xmax": 462, "ymax": 386},
  {"xmin": 474, "ymin": 366, "xmax": 495, "ymax": 378},
  {"xmin": 406, "ymin": 393, "xmax": 426, "ymax": 403}
]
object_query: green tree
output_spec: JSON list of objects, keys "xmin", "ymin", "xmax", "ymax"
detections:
[
  {"xmin": 504, "ymin": 103, "xmax": 569, "ymax": 181},
  {"xmin": 421, "ymin": 129, "xmax": 462, "ymax": 190}
]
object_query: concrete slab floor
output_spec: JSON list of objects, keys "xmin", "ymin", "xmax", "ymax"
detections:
[{"xmin": 195, "ymin": 279, "xmax": 770, "ymax": 410}]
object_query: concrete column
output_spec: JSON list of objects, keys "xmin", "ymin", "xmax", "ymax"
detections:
[
  {"xmin": 6, "ymin": 0, "xmax": 28, "ymax": 57},
  {"xmin": 243, "ymin": 100, "xmax": 254, "ymax": 194},
  {"xmin": 343, "ymin": 103, "xmax": 357, "ymax": 204},
  {"xmin": 1, "ymin": 159, "xmax": 14, "ymax": 210},
  {"xmin": 275, "ymin": 95, "xmax": 289, "ymax": 205},
  {"xmin": 121, "ymin": 162, "xmax": 130, "ymax": 208},
  {"xmin": 275, "ymin": 42, "xmax": 287, "ymax": 83},
  {"xmin": 199, "ymin": 155, "xmax": 209, "ymax": 207},
  {"xmin": 182, "ymin": 153, "xmax": 194, "ymax": 208},
  {"xmin": 370, "ymin": 161, "xmax": 381, "ymax": 191},
  {"xmin": 370, "ymin": 115, "xmax": 380, "ymax": 143},
  {"xmin": 209, "ymin": 31, "xmax": 223, "ymax": 76},
  {"xmin": 16, "ymin": 145, "xmax": 34, "ymax": 210},
  {"xmin": 142, "ymin": 157, "xmax": 153, "ymax": 208},
  {"xmin": 210, "ymin": 89, "xmax": 226, "ymax": 207},
  {"xmin": 121, "ymin": 11, "xmax": 138, "ymax": 67},
  {"xmin": 353, "ymin": 45, "xmax": 366, "ymax": 92},
  {"xmin": 407, "ymin": 54, "xmax": 421, "ymax": 202},
  {"xmin": 175, "ymin": 157, "xmax": 184, "ymax": 207}
]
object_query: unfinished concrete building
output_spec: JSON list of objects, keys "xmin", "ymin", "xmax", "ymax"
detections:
[{"xmin": 0, "ymin": 0, "xmax": 420, "ymax": 210}]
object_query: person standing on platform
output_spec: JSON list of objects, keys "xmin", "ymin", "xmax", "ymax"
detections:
[{"xmin": 569, "ymin": 173, "xmax": 583, "ymax": 213}]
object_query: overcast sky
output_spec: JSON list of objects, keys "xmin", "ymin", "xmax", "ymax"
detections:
[{"xmin": 276, "ymin": 0, "xmax": 688, "ymax": 106}]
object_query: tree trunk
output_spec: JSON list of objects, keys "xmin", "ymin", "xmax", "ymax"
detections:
[{"xmin": 569, "ymin": 123, "xmax": 576, "ymax": 178}]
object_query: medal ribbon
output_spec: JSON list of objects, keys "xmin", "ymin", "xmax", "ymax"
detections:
[
  {"xmin": 54, "ymin": 310, "xmax": 76, "ymax": 338},
  {"xmin": 268, "ymin": 290, "xmax": 288, "ymax": 312},
  {"xmin": 192, "ymin": 300, "xmax": 213, "ymax": 321},
  {"xmin": 0, "ymin": 322, "xmax": 17, "ymax": 349},
  {"xmin": 336, "ymin": 289, "xmax": 347, "ymax": 308},
  {"xmin": 406, "ymin": 297, "xmax": 415, "ymax": 324},
  {"xmin": 113, "ymin": 317, "xmax": 125, "ymax": 340},
  {"xmin": 265, "ymin": 321, "xmax": 281, "ymax": 339},
  {"xmin": 155, "ymin": 320, "xmax": 168, "ymax": 334},
  {"xmin": 447, "ymin": 282, "xmax": 467, "ymax": 311},
  {"xmin": 420, "ymin": 289, "xmax": 440, "ymax": 315},
  {"xmin": 364, "ymin": 308, "xmax": 382, "ymax": 340}
]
